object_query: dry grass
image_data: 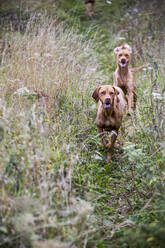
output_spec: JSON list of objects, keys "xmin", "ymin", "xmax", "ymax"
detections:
[{"xmin": 0, "ymin": 16, "xmax": 104, "ymax": 247}]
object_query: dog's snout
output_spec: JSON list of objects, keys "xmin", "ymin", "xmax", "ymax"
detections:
[
  {"xmin": 103, "ymin": 97, "xmax": 111, "ymax": 109},
  {"xmin": 121, "ymin": 58, "xmax": 126, "ymax": 63},
  {"xmin": 105, "ymin": 98, "xmax": 111, "ymax": 104}
]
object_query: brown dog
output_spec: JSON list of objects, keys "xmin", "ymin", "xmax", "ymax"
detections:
[
  {"xmin": 92, "ymin": 85, "xmax": 126, "ymax": 163},
  {"xmin": 113, "ymin": 43, "xmax": 146, "ymax": 115},
  {"xmin": 84, "ymin": 0, "xmax": 95, "ymax": 16}
]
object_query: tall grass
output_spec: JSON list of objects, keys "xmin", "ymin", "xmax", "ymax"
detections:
[{"xmin": 0, "ymin": 16, "xmax": 104, "ymax": 247}]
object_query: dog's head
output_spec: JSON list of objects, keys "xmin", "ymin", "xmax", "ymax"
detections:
[
  {"xmin": 92, "ymin": 85, "xmax": 120, "ymax": 109},
  {"xmin": 114, "ymin": 43, "xmax": 132, "ymax": 68}
]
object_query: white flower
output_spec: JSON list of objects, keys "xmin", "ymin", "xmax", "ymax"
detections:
[
  {"xmin": 133, "ymin": 8, "xmax": 138, "ymax": 13},
  {"xmin": 44, "ymin": 53, "xmax": 52, "ymax": 57},
  {"xmin": 152, "ymin": 92, "xmax": 163, "ymax": 100},
  {"xmin": 14, "ymin": 87, "xmax": 30, "ymax": 96}
]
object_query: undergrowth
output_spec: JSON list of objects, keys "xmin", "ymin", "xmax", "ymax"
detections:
[{"xmin": 0, "ymin": 0, "xmax": 164, "ymax": 247}]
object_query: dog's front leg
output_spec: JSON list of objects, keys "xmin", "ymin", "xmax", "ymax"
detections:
[
  {"xmin": 97, "ymin": 127, "xmax": 109, "ymax": 148},
  {"xmin": 127, "ymin": 91, "xmax": 134, "ymax": 115},
  {"xmin": 107, "ymin": 130, "xmax": 118, "ymax": 163}
]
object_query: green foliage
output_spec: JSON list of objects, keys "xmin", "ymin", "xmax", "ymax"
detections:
[{"xmin": 115, "ymin": 196, "xmax": 165, "ymax": 248}]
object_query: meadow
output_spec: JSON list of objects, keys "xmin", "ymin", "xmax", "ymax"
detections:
[{"xmin": 0, "ymin": 0, "xmax": 164, "ymax": 247}]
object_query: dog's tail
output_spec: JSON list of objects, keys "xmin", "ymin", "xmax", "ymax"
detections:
[{"xmin": 131, "ymin": 64, "xmax": 148, "ymax": 72}]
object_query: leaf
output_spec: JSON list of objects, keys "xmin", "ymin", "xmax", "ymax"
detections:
[
  {"xmin": 0, "ymin": 226, "xmax": 8, "ymax": 234},
  {"xmin": 97, "ymin": 242, "xmax": 105, "ymax": 248}
]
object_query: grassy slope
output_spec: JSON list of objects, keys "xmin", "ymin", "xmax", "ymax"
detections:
[{"xmin": 0, "ymin": 0, "xmax": 165, "ymax": 247}]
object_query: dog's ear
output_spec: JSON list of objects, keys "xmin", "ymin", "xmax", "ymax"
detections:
[
  {"xmin": 113, "ymin": 87, "xmax": 119, "ymax": 95},
  {"xmin": 114, "ymin": 47, "xmax": 119, "ymax": 54},
  {"xmin": 113, "ymin": 87, "xmax": 120, "ymax": 103},
  {"xmin": 92, "ymin": 87, "xmax": 101, "ymax": 102}
]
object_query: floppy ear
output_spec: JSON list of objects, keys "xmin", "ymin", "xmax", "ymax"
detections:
[
  {"xmin": 113, "ymin": 87, "xmax": 119, "ymax": 95},
  {"xmin": 113, "ymin": 87, "xmax": 120, "ymax": 103},
  {"xmin": 92, "ymin": 87, "xmax": 101, "ymax": 102},
  {"xmin": 114, "ymin": 47, "xmax": 119, "ymax": 54}
]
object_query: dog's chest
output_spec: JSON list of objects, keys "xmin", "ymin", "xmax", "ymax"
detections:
[
  {"xmin": 96, "ymin": 114, "xmax": 120, "ymax": 129},
  {"xmin": 104, "ymin": 119, "xmax": 112, "ymax": 128},
  {"xmin": 117, "ymin": 74, "xmax": 127, "ymax": 85}
]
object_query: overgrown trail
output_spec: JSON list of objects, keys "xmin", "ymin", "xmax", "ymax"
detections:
[
  {"xmin": 0, "ymin": 1, "xmax": 164, "ymax": 247},
  {"xmin": 57, "ymin": 1, "xmax": 165, "ymax": 247}
]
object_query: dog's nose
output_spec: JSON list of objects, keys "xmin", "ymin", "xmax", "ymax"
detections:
[
  {"xmin": 121, "ymin": 58, "xmax": 126, "ymax": 63},
  {"xmin": 105, "ymin": 98, "xmax": 111, "ymax": 104}
]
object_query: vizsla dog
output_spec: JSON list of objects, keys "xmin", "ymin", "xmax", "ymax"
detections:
[
  {"xmin": 113, "ymin": 43, "xmax": 146, "ymax": 115},
  {"xmin": 92, "ymin": 85, "xmax": 126, "ymax": 163},
  {"xmin": 84, "ymin": 0, "xmax": 95, "ymax": 16}
]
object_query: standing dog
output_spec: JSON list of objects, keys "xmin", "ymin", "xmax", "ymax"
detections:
[
  {"xmin": 84, "ymin": 0, "xmax": 95, "ymax": 16},
  {"xmin": 113, "ymin": 43, "xmax": 146, "ymax": 115},
  {"xmin": 92, "ymin": 85, "xmax": 126, "ymax": 163}
]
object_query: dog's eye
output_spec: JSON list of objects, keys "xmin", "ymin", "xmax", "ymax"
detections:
[
  {"xmin": 100, "ymin": 91, "xmax": 106, "ymax": 95},
  {"xmin": 110, "ymin": 92, "xmax": 114, "ymax": 95},
  {"xmin": 125, "ymin": 54, "xmax": 129, "ymax": 57},
  {"xmin": 119, "ymin": 54, "xmax": 122, "ymax": 57}
]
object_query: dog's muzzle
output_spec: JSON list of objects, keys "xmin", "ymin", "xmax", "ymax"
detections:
[
  {"xmin": 103, "ymin": 98, "xmax": 111, "ymax": 108},
  {"xmin": 120, "ymin": 59, "xmax": 127, "ymax": 68}
]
